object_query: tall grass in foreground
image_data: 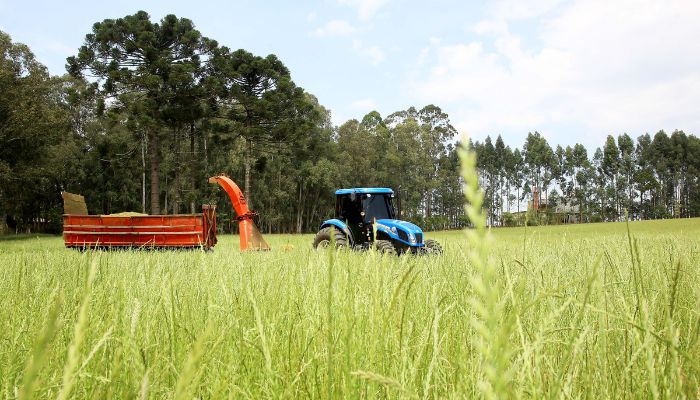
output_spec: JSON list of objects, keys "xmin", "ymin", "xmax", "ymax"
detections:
[
  {"xmin": 459, "ymin": 139, "xmax": 513, "ymax": 398},
  {"xmin": 1, "ymin": 215, "xmax": 700, "ymax": 396}
]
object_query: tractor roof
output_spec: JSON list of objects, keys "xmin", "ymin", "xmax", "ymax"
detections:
[{"xmin": 335, "ymin": 188, "xmax": 394, "ymax": 195}]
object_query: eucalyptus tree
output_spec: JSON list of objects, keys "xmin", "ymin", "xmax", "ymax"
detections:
[
  {"xmin": 502, "ymin": 144, "xmax": 515, "ymax": 212},
  {"xmin": 381, "ymin": 105, "xmax": 456, "ymax": 220},
  {"xmin": 634, "ymin": 133, "xmax": 657, "ymax": 217},
  {"xmin": 335, "ymin": 111, "xmax": 388, "ymax": 189},
  {"xmin": 592, "ymin": 148, "xmax": 606, "ymax": 218},
  {"xmin": 510, "ymin": 148, "xmax": 525, "ymax": 213},
  {"xmin": 494, "ymin": 135, "xmax": 508, "ymax": 217},
  {"xmin": 554, "ymin": 145, "xmax": 566, "ymax": 196},
  {"xmin": 669, "ymin": 130, "xmax": 691, "ymax": 217},
  {"xmin": 382, "ymin": 110, "xmax": 425, "ymax": 219},
  {"xmin": 602, "ymin": 135, "xmax": 621, "ymax": 218},
  {"xmin": 617, "ymin": 133, "xmax": 636, "ymax": 213},
  {"xmin": 568, "ymin": 143, "xmax": 591, "ymax": 218},
  {"xmin": 686, "ymin": 134, "xmax": 700, "ymax": 216},
  {"xmin": 651, "ymin": 131, "xmax": 673, "ymax": 216},
  {"xmin": 416, "ymin": 105, "xmax": 457, "ymax": 217},
  {"xmin": 477, "ymin": 136, "xmax": 498, "ymax": 223},
  {"xmin": 0, "ymin": 31, "xmax": 76, "ymax": 231},
  {"xmin": 522, "ymin": 132, "xmax": 554, "ymax": 209},
  {"xmin": 434, "ymin": 144, "xmax": 464, "ymax": 228}
]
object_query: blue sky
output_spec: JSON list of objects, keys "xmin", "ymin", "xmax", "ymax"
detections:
[{"xmin": 1, "ymin": 0, "xmax": 699, "ymax": 150}]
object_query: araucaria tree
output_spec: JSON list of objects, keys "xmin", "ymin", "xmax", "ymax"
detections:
[
  {"xmin": 208, "ymin": 48, "xmax": 316, "ymax": 207},
  {"xmin": 67, "ymin": 11, "xmax": 216, "ymax": 214}
]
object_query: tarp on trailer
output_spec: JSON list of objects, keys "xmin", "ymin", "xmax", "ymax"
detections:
[{"xmin": 61, "ymin": 192, "xmax": 88, "ymax": 216}]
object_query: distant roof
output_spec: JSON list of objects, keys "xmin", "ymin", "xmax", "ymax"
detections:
[
  {"xmin": 335, "ymin": 188, "xmax": 394, "ymax": 195},
  {"xmin": 554, "ymin": 203, "xmax": 580, "ymax": 213}
]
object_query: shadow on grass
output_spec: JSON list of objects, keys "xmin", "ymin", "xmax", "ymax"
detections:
[{"xmin": 0, "ymin": 233, "xmax": 59, "ymax": 242}]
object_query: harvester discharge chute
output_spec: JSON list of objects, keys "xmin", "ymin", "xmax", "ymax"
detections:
[{"xmin": 209, "ymin": 174, "xmax": 271, "ymax": 252}]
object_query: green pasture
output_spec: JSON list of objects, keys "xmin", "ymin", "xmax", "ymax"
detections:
[{"xmin": 1, "ymin": 218, "xmax": 699, "ymax": 398}]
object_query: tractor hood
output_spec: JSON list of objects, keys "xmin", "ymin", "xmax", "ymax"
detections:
[
  {"xmin": 376, "ymin": 219, "xmax": 423, "ymax": 233},
  {"xmin": 375, "ymin": 219, "xmax": 424, "ymax": 246}
]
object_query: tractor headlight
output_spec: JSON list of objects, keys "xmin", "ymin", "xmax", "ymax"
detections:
[
  {"xmin": 391, "ymin": 227, "xmax": 397, "ymax": 234},
  {"xmin": 409, "ymin": 234, "xmax": 416, "ymax": 244}
]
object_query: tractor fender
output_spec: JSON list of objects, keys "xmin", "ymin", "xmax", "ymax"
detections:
[{"xmin": 320, "ymin": 219, "xmax": 354, "ymax": 245}]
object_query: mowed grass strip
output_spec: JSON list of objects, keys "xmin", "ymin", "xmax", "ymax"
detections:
[{"xmin": 0, "ymin": 218, "xmax": 699, "ymax": 398}]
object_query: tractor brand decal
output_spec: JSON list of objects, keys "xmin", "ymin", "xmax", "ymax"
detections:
[{"xmin": 375, "ymin": 223, "xmax": 393, "ymax": 233}]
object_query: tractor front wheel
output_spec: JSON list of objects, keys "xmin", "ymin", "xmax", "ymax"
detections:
[
  {"xmin": 313, "ymin": 227, "xmax": 348, "ymax": 249},
  {"xmin": 374, "ymin": 239, "xmax": 397, "ymax": 255},
  {"xmin": 424, "ymin": 239, "xmax": 443, "ymax": 255}
]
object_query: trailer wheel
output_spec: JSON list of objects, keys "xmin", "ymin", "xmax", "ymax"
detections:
[
  {"xmin": 313, "ymin": 227, "xmax": 348, "ymax": 249},
  {"xmin": 424, "ymin": 239, "xmax": 443, "ymax": 255},
  {"xmin": 375, "ymin": 239, "xmax": 397, "ymax": 255}
]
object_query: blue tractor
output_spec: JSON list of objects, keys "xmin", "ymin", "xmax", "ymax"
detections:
[{"xmin": 313, "ymin": 188, "xmax": 443, "ymax": 255}]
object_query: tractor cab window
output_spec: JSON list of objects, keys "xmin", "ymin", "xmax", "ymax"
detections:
[
  {"xmin": 362, "ymin": 194, "xmax": 395, "ymax": 222},
  {"xmin": 337, "ymin": 194, "xmax": 363, "ymax": 224}
]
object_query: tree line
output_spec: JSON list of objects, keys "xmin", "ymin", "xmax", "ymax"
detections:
[
  {"xmin": 0, "ymin": 12, "xmax": 461, "ymax": 234},
  {"xmin": 472, "ymin": 131, "xmax": 700, "ymax": 225},
  {"xmin": 1, "ymin": 11, "xmax": 698, "ymax": 234}
]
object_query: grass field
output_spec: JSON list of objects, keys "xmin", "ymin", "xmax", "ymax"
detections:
[{"xmin": 1, "ymin": 219, "xmax": 699, "ymax": 398}]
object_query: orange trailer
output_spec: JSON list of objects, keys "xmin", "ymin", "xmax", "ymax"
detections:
[
  {"xmin": 62, "ymin": 174, "xmax": 269, "ymax": 251},
  {"xmin": 62, "ymin": 206, "xmax": 217, "ymax": 250}
]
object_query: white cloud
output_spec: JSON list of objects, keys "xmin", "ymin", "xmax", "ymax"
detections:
[
  {"xmin": 338, "ymin": 0, "xmax": 390, "ymax": 20},
  {"xmin": 312, "ymin": 19, "xmax": 357, "ymax": 37},
  {"xmin": 416, "ymin": 46, "xmax": 430, "ymax": 66},
  {"xmin": 353, "ymin": 40, "xmax": 385, "ymax": 65},
  {"xmin": 350, "ymin": 98, "xmax": 377, "ymax": 110},
  {"xmin": 39, "ymin": 39, "xmax": 74, "ymax": 57},
  {"xmin": 486, "ymin": 0, "xmax": 564, "ymax": 20},
  {"xmin": 363, "ymin": 46, "xmax": 385, "ymax": 65},
  {"xmin": 472, "ymin": 19, "xmax": 508, "ymax": 36},
  {"xmin": 407, "ymin": 0, "xmax": 700, "ymax": 146}
]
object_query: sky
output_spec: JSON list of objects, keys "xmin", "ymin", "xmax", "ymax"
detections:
[{"xmin": 1, "ymin": 0, "xmax": 699, "ymax": 150}]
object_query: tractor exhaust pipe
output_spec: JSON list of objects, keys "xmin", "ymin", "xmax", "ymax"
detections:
[{"xmin": 396, "ymin": 185, "xmax": 402, "ymax": 220}]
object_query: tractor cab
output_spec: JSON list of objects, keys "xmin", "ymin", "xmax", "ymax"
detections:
[
  {"xmin": 336, "ymin": 188, "xmax": 396, "ymax": 223},
  {"xmin": 335, "ymin": 188, "xmax": 396, "ymax": 243},
  {"xmin": 313, "ymin": 187, "xmax": 443, "ymax": 255}
]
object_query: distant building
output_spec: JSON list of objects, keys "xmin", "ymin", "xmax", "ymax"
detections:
[
  {"xmin": 552, "ymin": 200, "xmax": 580, "ymax": 224},
  {"xmin": 529, "ymin": 189, "xmax": 580, "ymax": 224}
]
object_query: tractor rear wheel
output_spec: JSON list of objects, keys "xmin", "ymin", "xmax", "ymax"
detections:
[
  {"xmin": 375, "ymin": 239, "xmax": 397, "ymax": 255},
  {"xmin": 424, "ymin": 239, "xmax": 443, "ymax": 255},
  {"xmin": 313, "ymin": 227, "xmax": 348, "ymax": 249}
]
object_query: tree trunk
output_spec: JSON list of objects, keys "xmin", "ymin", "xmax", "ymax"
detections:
[
  {"xmin": 296, "ymin": 183, "xmax": 304, "ymax": 233},
  {"xmin": 203, "ymin": 129, "xmax": 208, "ymax": 174},
  {"xmin": 190, "ymin": 123, "xmax": 196, "ymax": 214},
  {"xmin": 308, "ymin": 188, "xmax": 320, "ymax": 231},
  {"xmin": 244, "ymin": 138, "xmax": 252, "ymax": 208},
  {"xmin": 426, "ymin": 190, "xmax": 432, "ymax": 218},
  {"xmin": 164, "ymin": 174, "xmax": 168, "ymax": 215},
  {"xmin": 141, "ymin": 134, "xmax": 147, "ymax": 214},
  {"xmin": 149, "ymin": 129, "xmax": 160, "ymax": 215},
  {"xmin": 173, "ymin": 129, "xmax": 181, "ymax": 214},
  {"xmin": 505, "ymin": 182, "xmax": 509, "ymax": 214}
]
